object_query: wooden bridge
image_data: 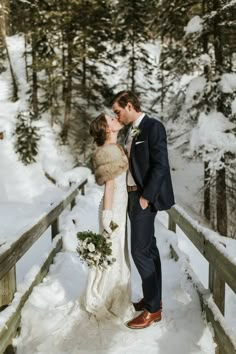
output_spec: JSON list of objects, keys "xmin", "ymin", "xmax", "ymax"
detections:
[{"xmin": 0, "ymin": 178, "xmax": 236, "ymax": 354}]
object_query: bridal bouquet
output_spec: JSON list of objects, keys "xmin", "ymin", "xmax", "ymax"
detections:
[{"xmin": 76, "ymin": 230, "xmax": 116, "ymax": 269}]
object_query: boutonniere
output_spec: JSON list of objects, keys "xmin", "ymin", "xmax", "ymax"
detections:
[{"xmin": 130, "ymin": 127, "xmax": 141, "ymax": 139}]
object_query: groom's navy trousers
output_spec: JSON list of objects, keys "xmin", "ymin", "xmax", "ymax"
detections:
[{"xmin": 128, "ymin": 190, "xmax": 162, "ymax": 313}]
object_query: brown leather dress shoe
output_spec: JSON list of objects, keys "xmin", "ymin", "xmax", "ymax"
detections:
[{"xmin": 126, "ymin": 309, "xmax": 162, "ymax": 329}]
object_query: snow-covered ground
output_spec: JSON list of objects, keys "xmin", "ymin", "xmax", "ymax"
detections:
[{"xmin": 14, "ymin": 184, "xmax": 216, "ymax": 354}]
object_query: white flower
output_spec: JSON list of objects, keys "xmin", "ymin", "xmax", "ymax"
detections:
[
  {"xmin": 87, "ymin": 243, "xmax": 95, "ymax": 252},
  {"xmin": 103, "ymin": 261, "xmax": 108, "ymax": 268},
  {"xmin": 94, "ymin": 254, "xmax": 101, "ymax": 261},
  {"xmin": 130, "ymin": 127, "xmax": 141, "ymax": 138}
]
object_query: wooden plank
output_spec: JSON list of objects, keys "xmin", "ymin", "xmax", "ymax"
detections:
[
  {"xmin": 0, "ymin": 182, "xmax": 86, "ymax": 281},
  {"xmin": 0, "ymin": 237, "xmax": 62, "ymax": 354},
  {"xmin": 0, "ymin": 267, "xmax": 16, "ymax": 311},
  {"xmin": 167, "ymin": 207, "xmax": 236, "ymax": 295},
  {"xmin": 204, "ymin": 305, "xmax": 236, "ymax": 354},
  {"xmin": 167, "ymin": 208, "xmax": 205, "ymax": 253},
  {"xmin": 169, "ymin": 242, "xmax": 236, "ymax": 354},
  {"xmin": 204, "ymin": 239, "xmax": 236, "ymax": 295}
]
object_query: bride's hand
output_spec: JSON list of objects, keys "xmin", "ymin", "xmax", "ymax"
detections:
[{"xmin": 102, "ymin": 210, "xmax": 113, "ymax": 235}]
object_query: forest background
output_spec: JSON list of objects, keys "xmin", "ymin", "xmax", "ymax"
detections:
[{"xmin": 0, "ymin": 0, "xmax": 236, "ymax": 238}]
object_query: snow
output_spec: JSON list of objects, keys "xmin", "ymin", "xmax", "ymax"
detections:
[
  {"xmin": 190, "ymin": 111, "xmax": 236, "ymax": 169},
  {"xmin": 198, "ymin": 54, "xmax": 211, "ymax": 67},
  {"xmin": 232, "ymin": 98, "xmax": 236, "ymax": 114},
  {"xmin": 220, "ymin": 73, "xmax": 236, "ymax": 93},
  {"xmin": 0, "ymin": 32, "xmax": 236, "ymax": 354},
  {"xmin": 185, "ymin": 76, "xmax": 206, "ymax": 106},
  {"xmin": 184, "ymin": 16, "xmax": 203, "ymax": 34}
]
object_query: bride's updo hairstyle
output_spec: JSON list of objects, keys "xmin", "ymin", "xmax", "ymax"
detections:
[{"xmin": 89, "ymin": 113, "xmax": 108, "ymax": 146}]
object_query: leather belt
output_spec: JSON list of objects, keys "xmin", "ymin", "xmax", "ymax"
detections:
[{"xmin": 127, "ymin": 185, "xmax": 138, "ymax": 192}]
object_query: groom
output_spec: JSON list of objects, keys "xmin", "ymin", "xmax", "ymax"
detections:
[{"xmin": 111, "ymin": 91, "xmax": 175, "ymax": 329}]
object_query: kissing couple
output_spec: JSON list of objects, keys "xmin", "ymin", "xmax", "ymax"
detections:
[{"xmin": 83, "ymin": 90, "xmax": 175, "ymax": 329}]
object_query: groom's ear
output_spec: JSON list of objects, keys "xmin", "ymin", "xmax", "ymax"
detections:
[{"xmin": 127, "ymin": 102, "xmax": 132, "ymax": 111}]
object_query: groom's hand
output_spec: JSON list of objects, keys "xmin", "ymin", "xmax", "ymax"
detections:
[
  {"xmin": 102, "ymin": 210, "xmax": 113, "ymax": 235},
  {"xmin": 139, "ymin": 196, "xmax": 149, "ymax": 210}
]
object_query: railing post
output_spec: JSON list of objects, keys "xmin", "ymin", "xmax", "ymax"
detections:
[
  {"xmin": 51, "ymin": 218, "xmax": 59, "ymax": 240},
  {"xmin": 168, "ymin": 214, "xmax": 176, "ymax": 233},
  {"xmin": 81, "ymin": 184, "xmax": 85, "ymax": 196},
  {"xmin": 209, "ymin": 265, "xmax": 225, "ymax": 354},
  {"xmin": 168, "ymin": 213, "xmax": 178, "ymax": 260},
  {"xmin": 209, "ymin": 265, "xmax": 225, "ymax": 315},
  {"xmin": 0, "ymin": 266, "xmax": 16, "ymax": 311},
  {"xmin": 71, "ymin": 198, "xmax": 76, "ymax": 209}
]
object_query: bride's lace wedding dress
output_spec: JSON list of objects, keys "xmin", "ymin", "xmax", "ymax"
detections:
[{"xmin": 84, "ymin": 171, "xmax": 135, "ymax": 322}]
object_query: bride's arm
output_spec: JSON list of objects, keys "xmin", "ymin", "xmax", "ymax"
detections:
[
  {"xmin": 102, "ymin": 179, "xmax": 114, "ymax": 235},
  {"xmin": 103, "ymin": 179, "xmax": 114, "ymax": 209}
]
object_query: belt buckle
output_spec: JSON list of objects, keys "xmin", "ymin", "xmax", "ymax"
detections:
[{"xmin": 127, "ymin": 185, "xmax": 138, "ymax": 192}]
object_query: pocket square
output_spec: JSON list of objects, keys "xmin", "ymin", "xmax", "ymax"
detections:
[{"xmin": 135, "ymin": 140, "xmax": 145, "ymax": 145}]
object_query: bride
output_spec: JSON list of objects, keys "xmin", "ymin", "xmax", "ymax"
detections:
[{"xmin": 83, "ymin": 112, "xmax": 135, "ymax": 322}]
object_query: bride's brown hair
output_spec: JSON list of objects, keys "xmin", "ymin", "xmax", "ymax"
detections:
[{"xmin": 89, "ymin": 113, "xmax": 108, "ymax": 146}]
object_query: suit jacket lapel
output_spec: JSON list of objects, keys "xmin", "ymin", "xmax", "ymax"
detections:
[{"xmin": 138, "ymin": 114, "xmax": 148, "ymax": 130}]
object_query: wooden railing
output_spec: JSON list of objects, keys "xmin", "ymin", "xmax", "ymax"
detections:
[
  {"xmin": 0, "ymin": 178, "xmax": 87, "ymax": 354},
  {"xmin": 167, "ymin": 205, "xmax": 236, "ymax": 354}
]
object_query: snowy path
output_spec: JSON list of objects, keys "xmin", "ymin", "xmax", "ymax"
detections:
[{"xmin": 14, "ymin": 185, "xmax": 215, "ymax": 354}]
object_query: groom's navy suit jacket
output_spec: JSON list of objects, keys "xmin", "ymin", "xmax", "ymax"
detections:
[{"xmin": 129, "ymin": 115, "xmax": 175, "ymax": 211}]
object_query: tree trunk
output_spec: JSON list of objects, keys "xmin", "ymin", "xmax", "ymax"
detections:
[
  {"xmin": 216, "ymin": 161, "xmax": 227, "ymax": 235},
  {"xmin": 62, "ymin": 34, "xmax": 72, "ymax": 139},
  {"xmin": 204, "ymin": 162, "xmax": 211, "ymax": 221},
  {"xmin": 0, "ymin": 0, "xmax": 9, "ymax": 35},
  {"xmin": 0, "ymin": 3, "xmax": 18, "ymax": 101},
  {"xmin": 82, "ymin": 37, "xmax": 86, "ymax": 88},
  {"xmin": 47, "ymin": 71, "xmax": 57, "ymax": 127},
  {"xmin": 213, "ymin": 0, "xmax": 227, "ymax": 236},
  {"xmin": 131, "ymin": 35, "xmax": 135, "ymax": 92},
  {"xmin": 1, "ymin": 34, "xmax": 18, "ymax": 101},
  {"xmin": 202, "ymin": 0, "xmax": 211, "ymax": 222},
  {"xmin": 62, "ymin": 38, "xmax": 66, "ymax": 102},
  {"xmin": 31, "ymin": 38, "xmax": 39, "ymax": 117},
  {"xmin": 24, "ymin": 34, "xmax": 29, "ymax": 83}
]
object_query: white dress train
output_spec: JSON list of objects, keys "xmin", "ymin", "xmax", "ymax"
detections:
[{"xmin": 84, "ymin": 172, "xmax": 135, "ymax": 322}]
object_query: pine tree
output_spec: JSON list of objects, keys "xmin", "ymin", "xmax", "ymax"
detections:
[
  {"xmin": 150, "ymin": 0, "xmax": 201, "ymax": 118},
  {"xmin": 1, "ymin": 0, "xmax": 18, "ymax": 100},
  {"xmin": 150, "ymin": 0, "xmax": 236, "ymax": 236},
  {"xmin": 58, "ymin": 0, "xmax": 114, "ymax": 146},
  {"xmin": 112, "ymin": 0, "xmax": 156, "ymax": 98},
  {"xmin": 14, "ymin": 111, "xmax": 40, "ymax": 165}
]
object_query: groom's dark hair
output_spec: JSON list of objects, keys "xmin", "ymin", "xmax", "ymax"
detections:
[{"xmin": 111, "ymin": 90, "xmax": 141, "ymax": 112}]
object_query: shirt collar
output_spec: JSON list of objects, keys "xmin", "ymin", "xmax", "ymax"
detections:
[{"xmin": 132, "ymin": 113, "xmax": 145, "ymax": 128}]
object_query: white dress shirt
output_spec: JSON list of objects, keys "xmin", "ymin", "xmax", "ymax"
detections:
[{"xmin": 125, "ymin": 113, "xmax": 145, "ymax": 186}]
